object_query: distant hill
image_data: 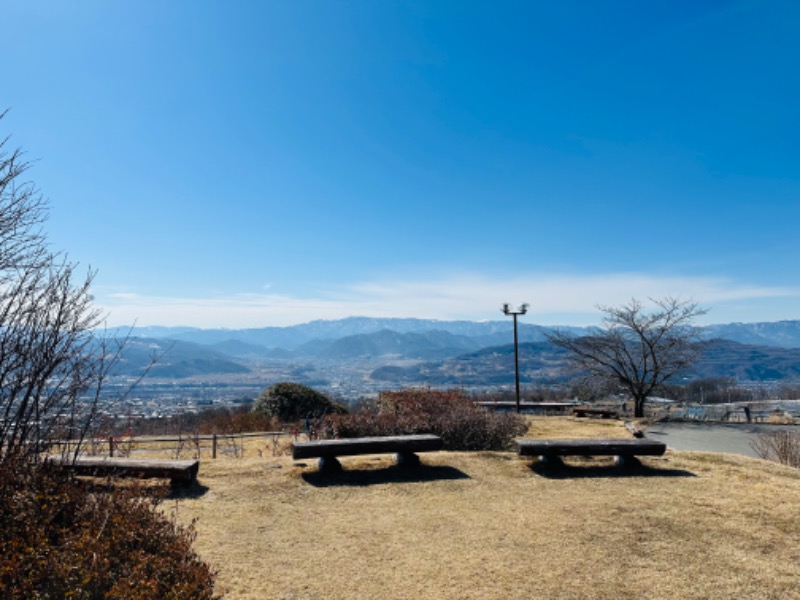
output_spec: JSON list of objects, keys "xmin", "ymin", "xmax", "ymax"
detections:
[
  {"xmin": 688, "ymin": 339, "xmax": 800, "ymax": 381},
  {"xmin": 111, "ymin": 338, "xmax": 250, "ymax": 379},
  {"xmin": 209, "ymin": 339, "xmax": 294, "ymax": 360},
  {"xmin": 370, "ymin": 341, "xmax": 572, "ymax": 386},
  {"xmin": 371, "ymin": 339, "xmax": 800, "ymax": 386},
  {"xmin": 302, "ymin": 329, "xmax": 480, "ymax": 360},
  {"xmin": 703, "ymin": 320, "xmax": 800, "ymax": 348}
]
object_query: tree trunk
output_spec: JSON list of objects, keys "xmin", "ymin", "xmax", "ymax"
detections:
[{"xmin": 634, "ymin": 396, "xmax": 646, "ymax": 418}]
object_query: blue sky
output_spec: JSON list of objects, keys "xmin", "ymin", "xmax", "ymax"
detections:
[{"xmin": 4, "ymin": 1, "xmax": 800, "ymax": 328}]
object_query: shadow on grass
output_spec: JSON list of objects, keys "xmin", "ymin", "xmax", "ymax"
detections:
[
  {"xmin": 75, "ymin": 477, "xmax": 211, "ymax": 499},
  {"xmin": 301, "ymin": 463, "xmax": 471, "ymax": 487},
  {"xmin": 527, "ymin": 461, "xmax": 696, "ymax": 480},
  {"xmin": 167, "ymin": 479, "xmax": 211, "ymax": 499}
]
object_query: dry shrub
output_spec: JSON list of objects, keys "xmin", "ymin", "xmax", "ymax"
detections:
[
  {"xmin": 325, "ymin": 388, "xmax": 527, "ymax": 451},
  {"xmin": 197, "ymin": 407, "xmax": 279, "ymax": 435},
  {"xmin": 0, "ymin": 458, "xmax": 218, "ymax": 599},
  {"xmin": 766, "ymin": 411, "xmax": 795, "ymax": 425},
  {"xmin": 751, "ymin": 430, "xmax": 800, "ymax": 468}
]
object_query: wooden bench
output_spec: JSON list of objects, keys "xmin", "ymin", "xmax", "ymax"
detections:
[
  {"xmin": 515, "ymin": 438, "xmax": 666, "ymax": 468},
  {"xmin": 46, "ymin": 456, "xmax": 200, "ymax": 485},
  {"xmin": 572, "ymin": 407, "xmax": 620, "ymax": 419},
  {"xmin": 292, "ymin": 434, "xmax": 443, "ymax": 472}
]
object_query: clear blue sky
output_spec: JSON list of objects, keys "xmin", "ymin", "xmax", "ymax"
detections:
[{"xmin": 4, "ymin": 1, "xmax": 800, "ymax": 328}]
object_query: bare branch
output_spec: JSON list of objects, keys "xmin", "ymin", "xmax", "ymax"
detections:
[{"xmin": 0, "ymin": 113, "xmax": 131, "ymax": 462}]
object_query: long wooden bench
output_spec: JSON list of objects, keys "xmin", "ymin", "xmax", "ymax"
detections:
[
  {"xmin": 292, "ymin": 434, "xmax": 443, "ymax": 472},
  {"xmin": 46, "ymin": 456, "xmax": 200, "ymax": 485},
  {"xmin": 515, "ymin": 438, "xmax": 666, "ymax": 468}
]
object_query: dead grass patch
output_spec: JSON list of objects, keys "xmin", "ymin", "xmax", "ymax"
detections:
[{"xmin": 158, "ymin": 418, "xmax": 800, "ymax": 598}]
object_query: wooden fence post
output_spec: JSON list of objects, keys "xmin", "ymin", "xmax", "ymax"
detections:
[
  {"xmin": 108, "ymin": 436, "xmax": 115, "ymax": 457},
  {"xmin": 212, "ymin": 434, "xmax": 217, "ymax": 459}
]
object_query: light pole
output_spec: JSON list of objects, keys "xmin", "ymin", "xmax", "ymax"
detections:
[{"xmin": 502, "ymin": 303, "xmax": 529, "ymax": 413}]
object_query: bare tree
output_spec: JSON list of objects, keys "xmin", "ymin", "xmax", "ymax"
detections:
[
  {"xmin": 548, "ymin": 297, "xmax": 708, "ymax": 418},
  {"xmin": 0, "ymin": 116, "xmax": 121, "ymax": 462}
]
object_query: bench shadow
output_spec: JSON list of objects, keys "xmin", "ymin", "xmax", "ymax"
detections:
[
  {"xmin": 73, "ymin": 477, "xmax": 211, "ymax": 499},
  {"xmin": 167, "ymin": 479, "xmax": 211, "ymax": 499},
  {"xmin": 301, "ymin": 464, "xmax": 471, "ymax": 487},
  {"xmin": 527, "ymin": 461, "xmax": 696, "ymax": 480}
]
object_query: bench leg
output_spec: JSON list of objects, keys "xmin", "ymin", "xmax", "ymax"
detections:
[
  {"xmin": 318, "ymin": 456, "xmax": 342, "ymax": 473},
  {"xmin": 396, "ymin": 451, "xmax": 421, "ymax": 468},
  {"xmin": 537, "ymin": 454, "xmax": 565, "ymax": 469},
  {"xmin": 613, "ymin": 455, "xmax": 641, "ymax": 469}
]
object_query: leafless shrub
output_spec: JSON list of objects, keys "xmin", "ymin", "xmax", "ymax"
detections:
[
  {"xmin": 751, "ymin": 430, "xmax": 800, "ymax": 468},
  {"xmin": 113, "ymin": 434, "xmax": 135, "ymax": 458},
  {"xmin": 220, "ymin": 433, "xmax": 245, "ymax": 458},
  {"xmin": 326, "ymin": 388, "xmax": 528, "ymax": 451},
  {"xmin": 272, "ymin": 434, "xmax": 293, "ymax": 456}
]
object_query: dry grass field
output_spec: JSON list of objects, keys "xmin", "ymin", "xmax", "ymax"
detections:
[{"xmin": 145, "ymin": 417, "xmax": 800, "ymax": 599}]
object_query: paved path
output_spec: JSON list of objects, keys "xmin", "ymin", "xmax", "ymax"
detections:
[{"xmin": 644, "ymin": 422, "xmax": 799, "ymax": 458}]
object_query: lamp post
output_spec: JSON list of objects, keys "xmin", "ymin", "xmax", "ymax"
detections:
[{"xmin": 502, "ymin": 303, "xmax": 529, "ymax": 413}]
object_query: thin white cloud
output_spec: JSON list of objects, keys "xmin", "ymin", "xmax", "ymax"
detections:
[{"xmin": 96, "ymin": 272, "xmax": 800, "ymax": 328}]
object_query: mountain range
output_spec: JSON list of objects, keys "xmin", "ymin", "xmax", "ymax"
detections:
[
  {"xmin": 109, "ymin": 317, "xmax": 800, "ymax": 385},
  {"xmin": 118, "ymin": 317, "xmax": 800, "ymax": 350},
  {"xmin": 115, "ymin": 317, "xmax": 584, "ymax": 350}
]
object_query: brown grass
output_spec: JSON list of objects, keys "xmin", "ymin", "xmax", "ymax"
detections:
[{"xmin": 146, "ymin": 417, "xmax": 800, "ymax": 599}]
